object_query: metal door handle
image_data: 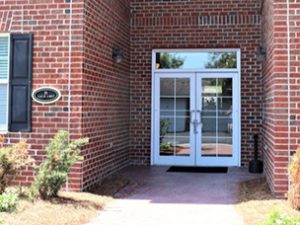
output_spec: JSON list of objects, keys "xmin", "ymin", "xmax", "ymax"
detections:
[
  {"xmin": 192, "ymin": 119, "xmax": 199, "ymax": 134},
  {"xmin": 195, "ymin": 110, "xmax": 202, "ymax": 121},
  {"xmin": 190, "ymin": 110, "xmax": 201, "ymax": 134},
  {"xmin": 195, "ymin": 110, "xmax": 202, "ymax": 130},
  {"xmin": 190, "ymin": 110, "xmax": 196, "ymax": 134}
]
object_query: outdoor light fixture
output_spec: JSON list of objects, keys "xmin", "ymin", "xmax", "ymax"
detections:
[
  {"xmin": 112, "ymin": 48, "xmax": 124, "ymax": 63},
  {"xmin": 256, "ymin": 46, "xmax": 267, "ymax": 60}
]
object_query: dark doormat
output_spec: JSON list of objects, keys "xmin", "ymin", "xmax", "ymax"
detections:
[{"xmin": 167, "ymin": 166, "xmax": 228, "ymax": 173}]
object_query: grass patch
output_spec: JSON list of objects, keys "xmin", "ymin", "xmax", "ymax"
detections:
[
  {"xmin": 236, "ymin": 178, "xmax": 300, "ymax": 225},
  {"xmin": 0, "ymin": 192, "xmax": 111, "ymax": 225},
  {"xmin": 0, "ymin": 175, "xmax": 130, "ymax": 225}
]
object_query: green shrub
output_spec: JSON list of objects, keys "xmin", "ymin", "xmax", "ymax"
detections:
[
  {"xmin": 0, "ymin": 137, "xmax": 33, "ymax": 194},
  {"xmin": 0, "ymin": 192, "xmax": 18, "ymax": 212},
  {"xmin": 260, "ymin": 211, "xmax": 300, "ymax": 225},
  {"xmin": 31, "ymin": 131, "xmax": 88, "ymax": 199}
]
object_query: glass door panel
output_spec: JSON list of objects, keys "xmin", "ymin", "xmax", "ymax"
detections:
[
  {"xmin": 154, "ymin": 72, "xmax": 239, "ymax": 166},
  {"xmin": 200, "ymin": 77, "xmax": 233, "ymax": 158},
  {"xmin": 158, "ymin": 76, "xmax": 194, "ymax": 162}
]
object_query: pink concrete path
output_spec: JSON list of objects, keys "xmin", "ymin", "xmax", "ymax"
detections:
[{"xmin": 86, "ymin": 166, "xmax": 260, "ymax": 225}]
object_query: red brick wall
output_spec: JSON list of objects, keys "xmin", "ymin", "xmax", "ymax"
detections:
[
  {"xmin": 0, "ymin": 0, "xmax": 85, "ymax": 191},
  {"xmin": 130, "ymin": 0, "xmax": 263, "ymax": 166},
  {"xmin": 0, "ymin": 0, "xmax": 131, "ymax": 192},
  {"xmin": 262, "ymin": 0, "xmax": 300, "ymax": 198},
  {"xmin": 3, "ymin": 0, "xmax": 296, "ymax": 198},
  {"xmin": 81, "ymin": 0, "xmax": 131, "ymax": 190},
  {"xmin": 261, "ymin": 0, "xmax": 276, "ymax": 197}
]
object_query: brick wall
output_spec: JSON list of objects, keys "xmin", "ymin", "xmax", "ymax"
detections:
[
  {"xmin": 130, "ymin": 0, "xmax": 263, "ymax": 166},
  {"xmin": 262, "ymin": 0, "xmax": 300, "ymax": 198},
  {"xmin": 0, "ymin": 0, "xmax": 131, "ymax": 192},
  {"xmin": 81, "ymin": 0, "xmax": 131, "ymax": 190},
  {"xmin": 2, "ymin": 0, "xmax": 296, "ymax": 197},
  {"xmin": 261, "ymin": 0, "xmax": 276, "ymax": 197},
  {"xmin": 0, "ymin": 0, "xmax": 85, "ymax": 191}
]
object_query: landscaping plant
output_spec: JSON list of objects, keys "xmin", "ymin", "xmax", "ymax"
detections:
[
  {"xmin": 0, "ymin": 136, "xmax": 33, "ymax": 194},
  {"xmin": 288, "ymin": 147, "xmax": 300, "ymax": 210},
  {"xmin": 31, "ymin": 131, "xmax": 88, "ymax": 199},
  {"xmin": 0, "ymin": 192, "xmax": 18, "ymax": 212},
  {"xmin": 260, "ymin": 211, "xmax": 300, "ymax": 225}
]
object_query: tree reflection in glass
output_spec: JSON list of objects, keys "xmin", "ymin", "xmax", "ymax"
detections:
[{"xmin": 156, "ymin": 51, "xmax": 237, "ymax": 69}]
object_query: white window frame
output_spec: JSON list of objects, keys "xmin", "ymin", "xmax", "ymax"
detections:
[
  {"xmin": 0, "ymin": 33, "xmax": 10, "ymax": 133},
  {"xmin": 151, "ymin": 48, "xmax": 241, "ymax": 166}
]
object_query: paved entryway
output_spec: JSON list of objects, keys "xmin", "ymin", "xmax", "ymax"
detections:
[{"xmin": 87, "ymin": 166, "xmax": 260, "ymax": 225}]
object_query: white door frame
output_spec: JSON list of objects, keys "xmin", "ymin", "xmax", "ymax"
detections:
[
  {"xmin": 151, "ymin": 49, "xmax": 241, "ymax": 167},
  {"xmin": 195, "ymin": 73, "xmax": 240, "ymax": 166},
  {"xmin": 153, "ymin": 73, "xmax": 196, "ymax": 165}
]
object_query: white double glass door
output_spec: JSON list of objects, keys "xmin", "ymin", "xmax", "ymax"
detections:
[{"xmin": 153, "ymin": 72, "xmax": 240, "ymax": 166}]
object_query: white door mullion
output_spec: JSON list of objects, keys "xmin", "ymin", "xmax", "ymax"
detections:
[{"xmin": 195, "ymin": 75, "xmax": 202, "ymax": 165}]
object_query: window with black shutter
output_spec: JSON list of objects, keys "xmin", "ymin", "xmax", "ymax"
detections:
[{"xmin": 0, "ymin": 33, "xmax": 33, "ymax": 133}]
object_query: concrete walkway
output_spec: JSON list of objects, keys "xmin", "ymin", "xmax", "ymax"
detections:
[{"xmin": 87, "ymin": 166, "xmax": 260, "ymax": 225}]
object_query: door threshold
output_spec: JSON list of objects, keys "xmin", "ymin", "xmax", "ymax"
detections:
[{"xmin": 167, "ymin": 166, "xmax": 228, "ymax": 173}]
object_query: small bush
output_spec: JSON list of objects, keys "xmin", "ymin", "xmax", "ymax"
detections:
[
  {"xmin": 260, "ymin": 211, "xmax": 300, "ymax": 225},
  {"xmin": 31, "ymin": 131, "xmax": 88, "ymax": 199},
  {"xmin": 0, "ymin": 192, "xmax": 18, "ymax": 212},
  {"xmin": 289, "ymin": 147, "xmax": 300, "ymax": 209},
  {"xmin": 0, "ymin": 137, "xmax": 33, "ymax": 194}
]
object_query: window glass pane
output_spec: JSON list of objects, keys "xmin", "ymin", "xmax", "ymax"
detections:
[
  {"xmin": 202, "ymin": 79, "xmax": 217, "ymax": 96},
  {"xmin": 156, "ymin": 51, "xmax": 237, "ymax": 69},
  {"xmin": 159, "ymin": 77, "xmax": 191, "ymax": 157},
  {"xmin": 160, "ymin": 103, "xmax": 190, "ymax": 117},
  {"xmin": 200, "ymin": 77, "xmax": 233, "ymax": 158},
  {"xmin": 176, "ymin": 78, "xmax": 190, "ymax": 96},
  {"xmin": 160, "ymin": 78, "xmax": 174, "ymax": 96},
  {"xmin": 218, "ymin": 137, "xmax": 233, "ymax": 157},
  {"xmin": 0, "ymin": 84, "xmax": 8, "ymax": 129},
  {"xmin": 202, "ymin": 118, "xmax": 216, "ymax": 137},
  {"xmin": 0, "ymin": 36, "xmax": 9, "ymax": 80},
  {"xmin": 218, "ymin": 78, "xmax": 232, "ymax": 96},
  {"xmin": 175, "ymin": 135, "xmax": 190, "ymax": 156},
  {"xmin": 202, "ymin": 137, "xmax": 217, "ymax": 157},
  {"xmin": 218, "ymin": 98, "xmax": 232, "ymax": 116}
]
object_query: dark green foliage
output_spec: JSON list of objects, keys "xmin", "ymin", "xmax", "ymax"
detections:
[
  {"xmin": 206, "ymin": 52, "xmax": 237, "ymax": 69},
  {"xmin": 158, "ymin": 53, "xmax": 184, "ymax": 69}
]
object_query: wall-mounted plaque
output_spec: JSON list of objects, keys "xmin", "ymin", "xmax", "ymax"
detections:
[{"xmin": 32, "ymin": 87, "xmax": 61, "ymax": 104}]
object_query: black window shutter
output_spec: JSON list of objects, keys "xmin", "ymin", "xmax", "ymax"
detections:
[{"xmin": 9, "ymin": 33, "xmax": 33, "ymax": 132}]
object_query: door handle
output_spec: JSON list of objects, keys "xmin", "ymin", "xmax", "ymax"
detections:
[
  {"xmin": 192, "ymin": 119, "xmax": 199, "ymax": 134},
  {"xmin": 195, "ymin": 110, "xmax": 201, "ymax": 119},
  {"xmin": 190, "ymin": 110, "xmax": 197, "ymax": 134},
  {"xmin": 190, "ymin": 110, "xmax": 201, "ymax": 134},
  {"xmin": 195, "ymin": 110, "xmax": 202, "ymax": 127}
]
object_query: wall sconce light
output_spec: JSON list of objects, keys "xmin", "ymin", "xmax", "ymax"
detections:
[
  {"xmin": 256, "ymin": 46, "xmax": 267, "ymax": 60},
  {"xmin": 112, "ymin": 48, "xmax": 124, "ymax": 63}
]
